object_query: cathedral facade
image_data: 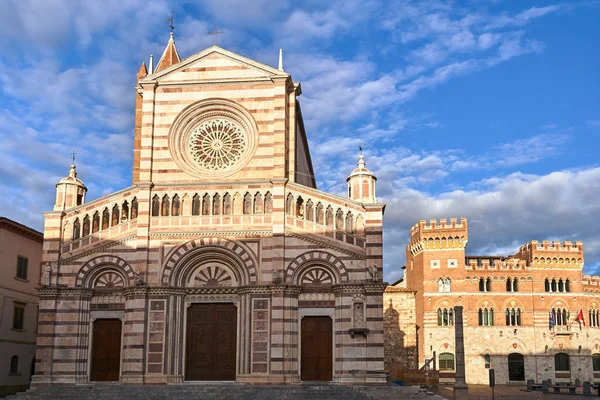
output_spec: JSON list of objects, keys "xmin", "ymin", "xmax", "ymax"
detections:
[{"xmin": 34, "ymin": 35, "xmax": 386, "ymax": 386}]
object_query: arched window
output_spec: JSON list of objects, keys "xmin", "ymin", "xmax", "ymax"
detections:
[
  {"xmin": 200, "ymin": 194, "xmax": 209, "ymax": 215},
  {"xmin": 243, "ymin": 193, "xmax": 252, "ymax": 214},
  {"xmin": 101, "ymin": 208, "xmax": 109, "ymax": 230},
  {"xmin": 437, "ymin": 309, "xmax": 442, "ymax": 326},
  {"xmin": 551, "ymin": 279, "xmax": 557, "ymax": 292},
  {"xmin": 253, "ymin": 193, "xmax": 263, "ymax": 214},
  {"xmin": 152, "ymin": 196, "xmax": 160, "ymax": 217},
  {"xmin": 161, "ymin": 196, "xmax": 170, "ymax": 216},
  {"xmin": 286, "ymin": 194, "xmax": 294, "ymax": 215},
  {"xmin": 213, "ymin": 194, "xmax": 221, "ymax": 215},
  {"xmin": 172, "ymin": 195, "xmax": 180, "ymax": 216},
  {"xmin": 437, "ymin": 308, "xmax": 454, "ymax": 326},
  {"xmin": 223, "ymin": 193, "xmax": 232, "ymax": 215},
  {"xmin": 479, "ymin": 308, "xmax": 494, "ymax": 326},
  {"xmin": 565, "ymin": 279, "xmax": 571, "ymax": 292},
  {"xmin": 506, "ymin": 278, "xmax": 512, "ymax": 292},
  {"xmin": 73, "ymin": 218, "xmax": 81, "ymax": 240},
  {"xmin": 316, "ymin": 203, "xmax": 324, "ymax": 225},
  {"xmin": 131, "ymin": 198, "xmax": 138, "ymax": 219},
  {"xmin": 335, "ymin": 209, "xmax": 344, "ymax": 230},
  {"xmin": 326, "ymin": 207, "xmax": 334, "ymax": 228},
  {"xmin": 192, "ymin": 194, "xmax": 201, "ymax": 216},
  {"xmin": 92, "ymin": 212, "xmax": 100, "ymax": 233},
  {"xmin": 513, "ymin": 278, "xmax": 518, "ymax": 292},
  {"xmin": 479, "ymin": 278, "xmax": 485, "ymax": 292},
  {"xmin": 121, "ymin": 201, "xmax": 129, "ymax": 221},
  {"xmin": 345, "ymin": 212, "xmax": 353, "ymax": 233},
  {"xmin": 9, "ymin": 355, "xmax": 18, "ymax": 374},
  {"xmin": 545, "ymin": 278, "xmax": 550, "ymax": 292},
  {"xmin": 593, "ymin": 354, "xmax": 600, "ymax": 372},
  {"xmin": 111, "ymin": 204, "xmax": 119, "ymax": 225},
  {"xmin": 296, "ymin": 197, "xmax": 304, "ymax": 218},
  {"xmin": 558, "ymin": 279, "xmax": 564, "ymax": 292},
  {"xmin": 438, "ymin": 279, "xmax": 444, "ymax": 292},
  {"xmin": 444, "ymin": 278, "xmax": 451, "ymax": 293},
  {"xmin": 82, "ymin": 215, "xmax": 90, "ymax": 237},
  {"xmin": 506, "ymin": 308, "xmax": 522, "ymax": 326},
  {"xmin": 484, "ymin": 354, "xmax": 491, "ymax": 369},
  {"xmin": 486, "ymin": 278, "xmax": 491, "ymax": 292},
  {"xmin": 439, "ymin": 353, "xmax": 455, "ymax": 371},
  {"xmin": 305, "ymin": 200, "xmax": 314, "ymax": 221},
  {"xmin": 264, "ymin": 192, "xmax": 273, "ymax": 213},
  {"xmin": 554, "ymin": 353, "xmax": 570, "ymax": 371}
]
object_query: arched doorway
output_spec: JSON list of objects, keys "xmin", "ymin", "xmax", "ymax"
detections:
[{"xmin": 508, "ymin": 353, "xmax": 525, "ymax": 381}]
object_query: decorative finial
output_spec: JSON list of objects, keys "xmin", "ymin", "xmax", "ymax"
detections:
[
  {"xmin": 208, "ymin": 24, "xmax": 225, "ymax": 45},
  {"xmin": 278, "ymin": 49, "xmax": 284, "ymax": 71},
  {"xmin": 167, "ymin": 10, "xmax": 175, "ymax": 33},
  {"xmin": 149, "ymin": 54, "xmax": 154, "ymax": 74}
]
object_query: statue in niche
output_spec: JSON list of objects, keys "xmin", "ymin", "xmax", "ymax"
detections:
[
  {"xmin": 44, "ymin": 263, "xmax": 52, "ymax": 287},
  {"xmin": 368, "ymin": 264, "xmax": 378, "ymax": 282},
  {"xmin": 272, "ymin": 269, "xmax": 282, "ymax": 284},
  {"xmin": 354, "ymin": 302, "xmax": 365, "ymax": 329},
  {"xmin": 134, "ymin": 270, "xmax": 143, "ymax": 286}
]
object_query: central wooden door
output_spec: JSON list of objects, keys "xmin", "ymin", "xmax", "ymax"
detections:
[
  {"xmin": 185, "ymin": 303, "xmax": 237, "ymax": 381},
  {"xmin": 301, "ymin": 316, "xmax": 333, "ymax": 381},
  {"xmin": 90, "ymin": 319, "xmax": 122, "ymax": 381}
]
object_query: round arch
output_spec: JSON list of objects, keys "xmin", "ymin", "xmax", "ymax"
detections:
[
  {"xmin": 285, "ymin": 250, "xmax": 348, "ymax": 284},
  {"xmin": 76, "ymin": 255, "xmax": 135, "ymax": 288},
  {"xmin": 161, "ymin": 237, "xmax": 257, "ymax": 286}
]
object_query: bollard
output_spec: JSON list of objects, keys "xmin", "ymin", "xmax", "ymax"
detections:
[{"xmin": 584, "ymin": 381, "xmax": 592, "ymax": 396}]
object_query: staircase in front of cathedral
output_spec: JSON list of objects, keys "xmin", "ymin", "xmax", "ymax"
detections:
[{"xmin": 7, "ymin": 384, "xmax": 443, "ymax": 400}]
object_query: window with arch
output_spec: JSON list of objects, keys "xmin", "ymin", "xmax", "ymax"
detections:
[
  {"xmin": 202, "ymin": 194, "xmax": 211, "ymax": 215},
  {"xmin": 161, "ymin": 196, "xmax": 170, "ymax": 216},
  {"xmin": 192, "ymin": 194, "xmax": 201, "ymax": 216},
  {"xmin": 286, "ymin": 194, "xmax": 294, "ymax": 215},
  {"xmin": 558, "ymin": 279, "xmax": 564, "ymax": 292},
  {"xmin": 336, "ymin": 209, "xmax": 344, "ymax": 230},
  {"xmin": 305, "ymin": 200, "xmax": 314, "ymax": 221},
  {"xmin": 243, "ymin": 193, "xmax": 252, "ymax": 214},
  {"xmin": 112, "ymin": 204, "xmax": 119, "ymax": 225},
  {"xmin": 253, "ymin": 193, "xmax": 263, "ymax": 214},
  {"xmin": 479, "ymin": 277, "xmax": 491, "ymax": 292},
  {"xmin": 505, "ymin": 308, "xmax": 522, "ymax": 326},
  {"xmin": 551, "ymin": 308, "xmax": 569, "ymax": 326},
  {"xmin": 9, "ymin": 355, "xmax": 18, "ymax": 374},
  {"xmin": 545, "ymin": 278, "xmax": 550, "ymax": 292},
  {"xmin": 92, "ymin": 212, "xmax": 100, "ymax": 233},
  {"xmin": 593, "ymin": 354, "xmax": 600, "ymax": 372},
  {"xmin": 213, "ymin": 194, "xmax": 221, "ymax": 215},
  {"xmin": 439, "ymin": 353, "xmax": 455, "ymax": 371},
  {"xmin": 296, "ymin": 197, "xmax": 304, "ymax": 218},
  {"xmin": 345, "ymin": 212, "xmax": 353, "ymax": 233},
  {"xmin": 223, "ymin": 193, "xmax": 232, "ymax": 215},
  {"xmin": 150, "ymin": 196, "xmax": 159, "ymax": 217},
  {"xmin": 589, "ymin": 309, "xmax": 599, "ymax": 328},
  {"xmin": 506, "ymin": 278, "xmax": 518, "ymax": 292},
  {"xmin": 171, "ymin": 195, "xmax": 180, "ymax": 216},
  {"xmin": 316, "ymin": 203, "xmax": 324, "ymax": 225},
  {"xmin": 82, "ymin": 215, "xmax": 90, "ymax": 237},
  {"xmin": 554, "ymin": 353, "xmax": 570, "ymax": 371},
  {"xmin": 121, "ymin": 201, "xmax": 129, "ymax": 221},
  {"xmin": 131, "ymin": 197, "xmax": 138, "ymax": 219},
  {"xmin": 565, "ymin": 279, "xmax": 571, "ymax": 292},
  {"xmin": 326, "ymin": 207, "xmax": 334, "ymax": 228},
  {"xmin": 101, "ymin": 208, "xmax": 110, "ymax": 229},
  {"xmin": 478, "ymin": 308, "xmax": 494, "ymax": 326},
  {"xmin": 264, "ymin": 192, "xmax": 273, "ymax": 213},
  {"xmin": 437, "ymin": 308, "xmax": 454, "ymax": 326},
  {"xmin": 551, "ymin": 279, "xmax": 558, "ymax": 292},
  {"xmin": 73, "ymin": 218, "xmax": 81, "ymax": 240}
]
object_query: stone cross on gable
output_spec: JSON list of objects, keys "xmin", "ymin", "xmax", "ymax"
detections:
[
  {"xmin": 71, "ymin": 151, "xmax": 77, "ymax": 164},
  {"xmin": 208, "ymin": 24, "xmax": 225, "ymax": 45}
]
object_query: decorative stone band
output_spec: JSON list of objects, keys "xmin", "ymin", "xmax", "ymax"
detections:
[{"xmin": 332, "ymin": 283, "xmax": 388, "ymax": 295}]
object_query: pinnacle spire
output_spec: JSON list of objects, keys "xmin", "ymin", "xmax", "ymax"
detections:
[
  {"xmin": 278, "ymin": 49, "xmax": 284, "ymax": 71},
  {"xmin": 154, "ymin": 32, "xmax": 181, "ymax": 73}
]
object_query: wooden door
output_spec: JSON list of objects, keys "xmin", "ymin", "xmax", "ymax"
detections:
[
  {"xmin": 185, "ymin": 303, "xmax": 237, "ymax": 381},
  {"xmin": 301, "ymin": 316, "xmax": 333, "ymax": 381},
  {"xmin": 90, "ymin": 319, "xmax": 122, "ymax": 381}
]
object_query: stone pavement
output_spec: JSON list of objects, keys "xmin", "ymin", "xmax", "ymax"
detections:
[
  {"xmin": 6, "ymin": 384, "xmax": 446, "ymax": 400},
  {"xmin": 435, "ymin": 384, "xmax": 599, "ymax": 400}
]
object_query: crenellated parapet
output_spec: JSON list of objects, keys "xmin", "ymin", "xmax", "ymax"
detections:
[
  {"xmin": 582, "ymin": 275, "xmax": 600, "ymax": 286},
  {"xmin": 408, "ymin": 218, "xmax": 468, "ymax": 255},
  {"xmin": 465, "ymin": 257, "xmax": 528, "ymax": 270},
  {"xmin": 514, "ymin": 240, "xmax": 584, "ymax": 269}
]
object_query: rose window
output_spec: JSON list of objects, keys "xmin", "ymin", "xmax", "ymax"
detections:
[{"xmin": 188, "ymin": 119, "xmax": 247, "ymax": 171}]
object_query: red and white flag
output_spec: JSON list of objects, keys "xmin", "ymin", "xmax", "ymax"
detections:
[{"xmin": 576, "ymin": 309, "xmax": 586, "ymax": 326}]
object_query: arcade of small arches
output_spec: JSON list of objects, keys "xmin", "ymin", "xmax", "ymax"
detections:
[
  {"xmin": 409, "ymin": 235, "xmax": 467, "ymax": 255},
  {"xmin": 544, "ymin": 278, "xmax": 572, "ymax": 292},
  {"xmin": 150, "ymin": 191, "xmax": 273, "ymax": 217},
  {"xmin": 533, "ymin": 257, "xmax": 584, "ymax": 268},
  {"xmin": 70, "ymin": 197, "xmax": 138, "ymax": 241}
]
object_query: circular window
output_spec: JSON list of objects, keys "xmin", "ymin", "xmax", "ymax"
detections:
[
  {"xmin": 169, "ymin": 99, "xmax": 258, "ymax": 179},
  {"xmin": 188, "ymin": 118, "xmax": 247, "ymax": 171}
]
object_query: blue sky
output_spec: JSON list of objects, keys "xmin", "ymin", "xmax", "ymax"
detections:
[{"xmin": 0, "ymin": 0, "xmax": 598, "ymax": 282}]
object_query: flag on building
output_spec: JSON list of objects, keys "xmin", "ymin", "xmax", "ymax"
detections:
[
  {"xmin": 550, "ymin": 309, "xmax": 556, "ymax": 328},
  {"xmin": 576, "ymin": 309, "xmax": 586, "ymax": 326}
]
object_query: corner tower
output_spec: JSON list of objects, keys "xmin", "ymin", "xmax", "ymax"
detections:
[{"xmin": 54, "ymin": 162, "xmax": 87, "ymax": 211}]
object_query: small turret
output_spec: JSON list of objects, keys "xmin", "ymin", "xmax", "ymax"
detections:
[
  {"xmin": 346, "ymin": 151, "xmax": 377, "ymax": 203},
  {"xmin": 54, "ymin": 160, "xmax": 87, "ymax": 211}
]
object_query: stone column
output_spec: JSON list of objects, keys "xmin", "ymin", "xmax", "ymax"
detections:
[{"xmin": 453, "ymin": 306, "xmax": 468, "ymax": 399}]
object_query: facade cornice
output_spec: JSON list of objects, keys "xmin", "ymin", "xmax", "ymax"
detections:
[
  {"xmin": 150, "ymin": 180, "xmax": 274, "ymax": 188},
  {"xmin": 0, "ymin": 217, "xmax": 43, "ymax": 243},
  {"xmin": 332, "ymin": 283, "xmax": 387, "ymax": 294},
  {"xmin": 60, "ymin": 234, "xmax": 137, "ymax": 264},
  {"xmin": 284, "ymin": 231, "xmax": 366, "ymax": 259},
  {"xmin": 149, "ymin": 230, "xmax": 273, "ymax": 238}
]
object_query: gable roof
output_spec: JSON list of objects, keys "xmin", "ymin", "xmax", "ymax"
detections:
[{"xmin": 141, "ymin": 45, "xmax": 290, "ymax": 83}]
